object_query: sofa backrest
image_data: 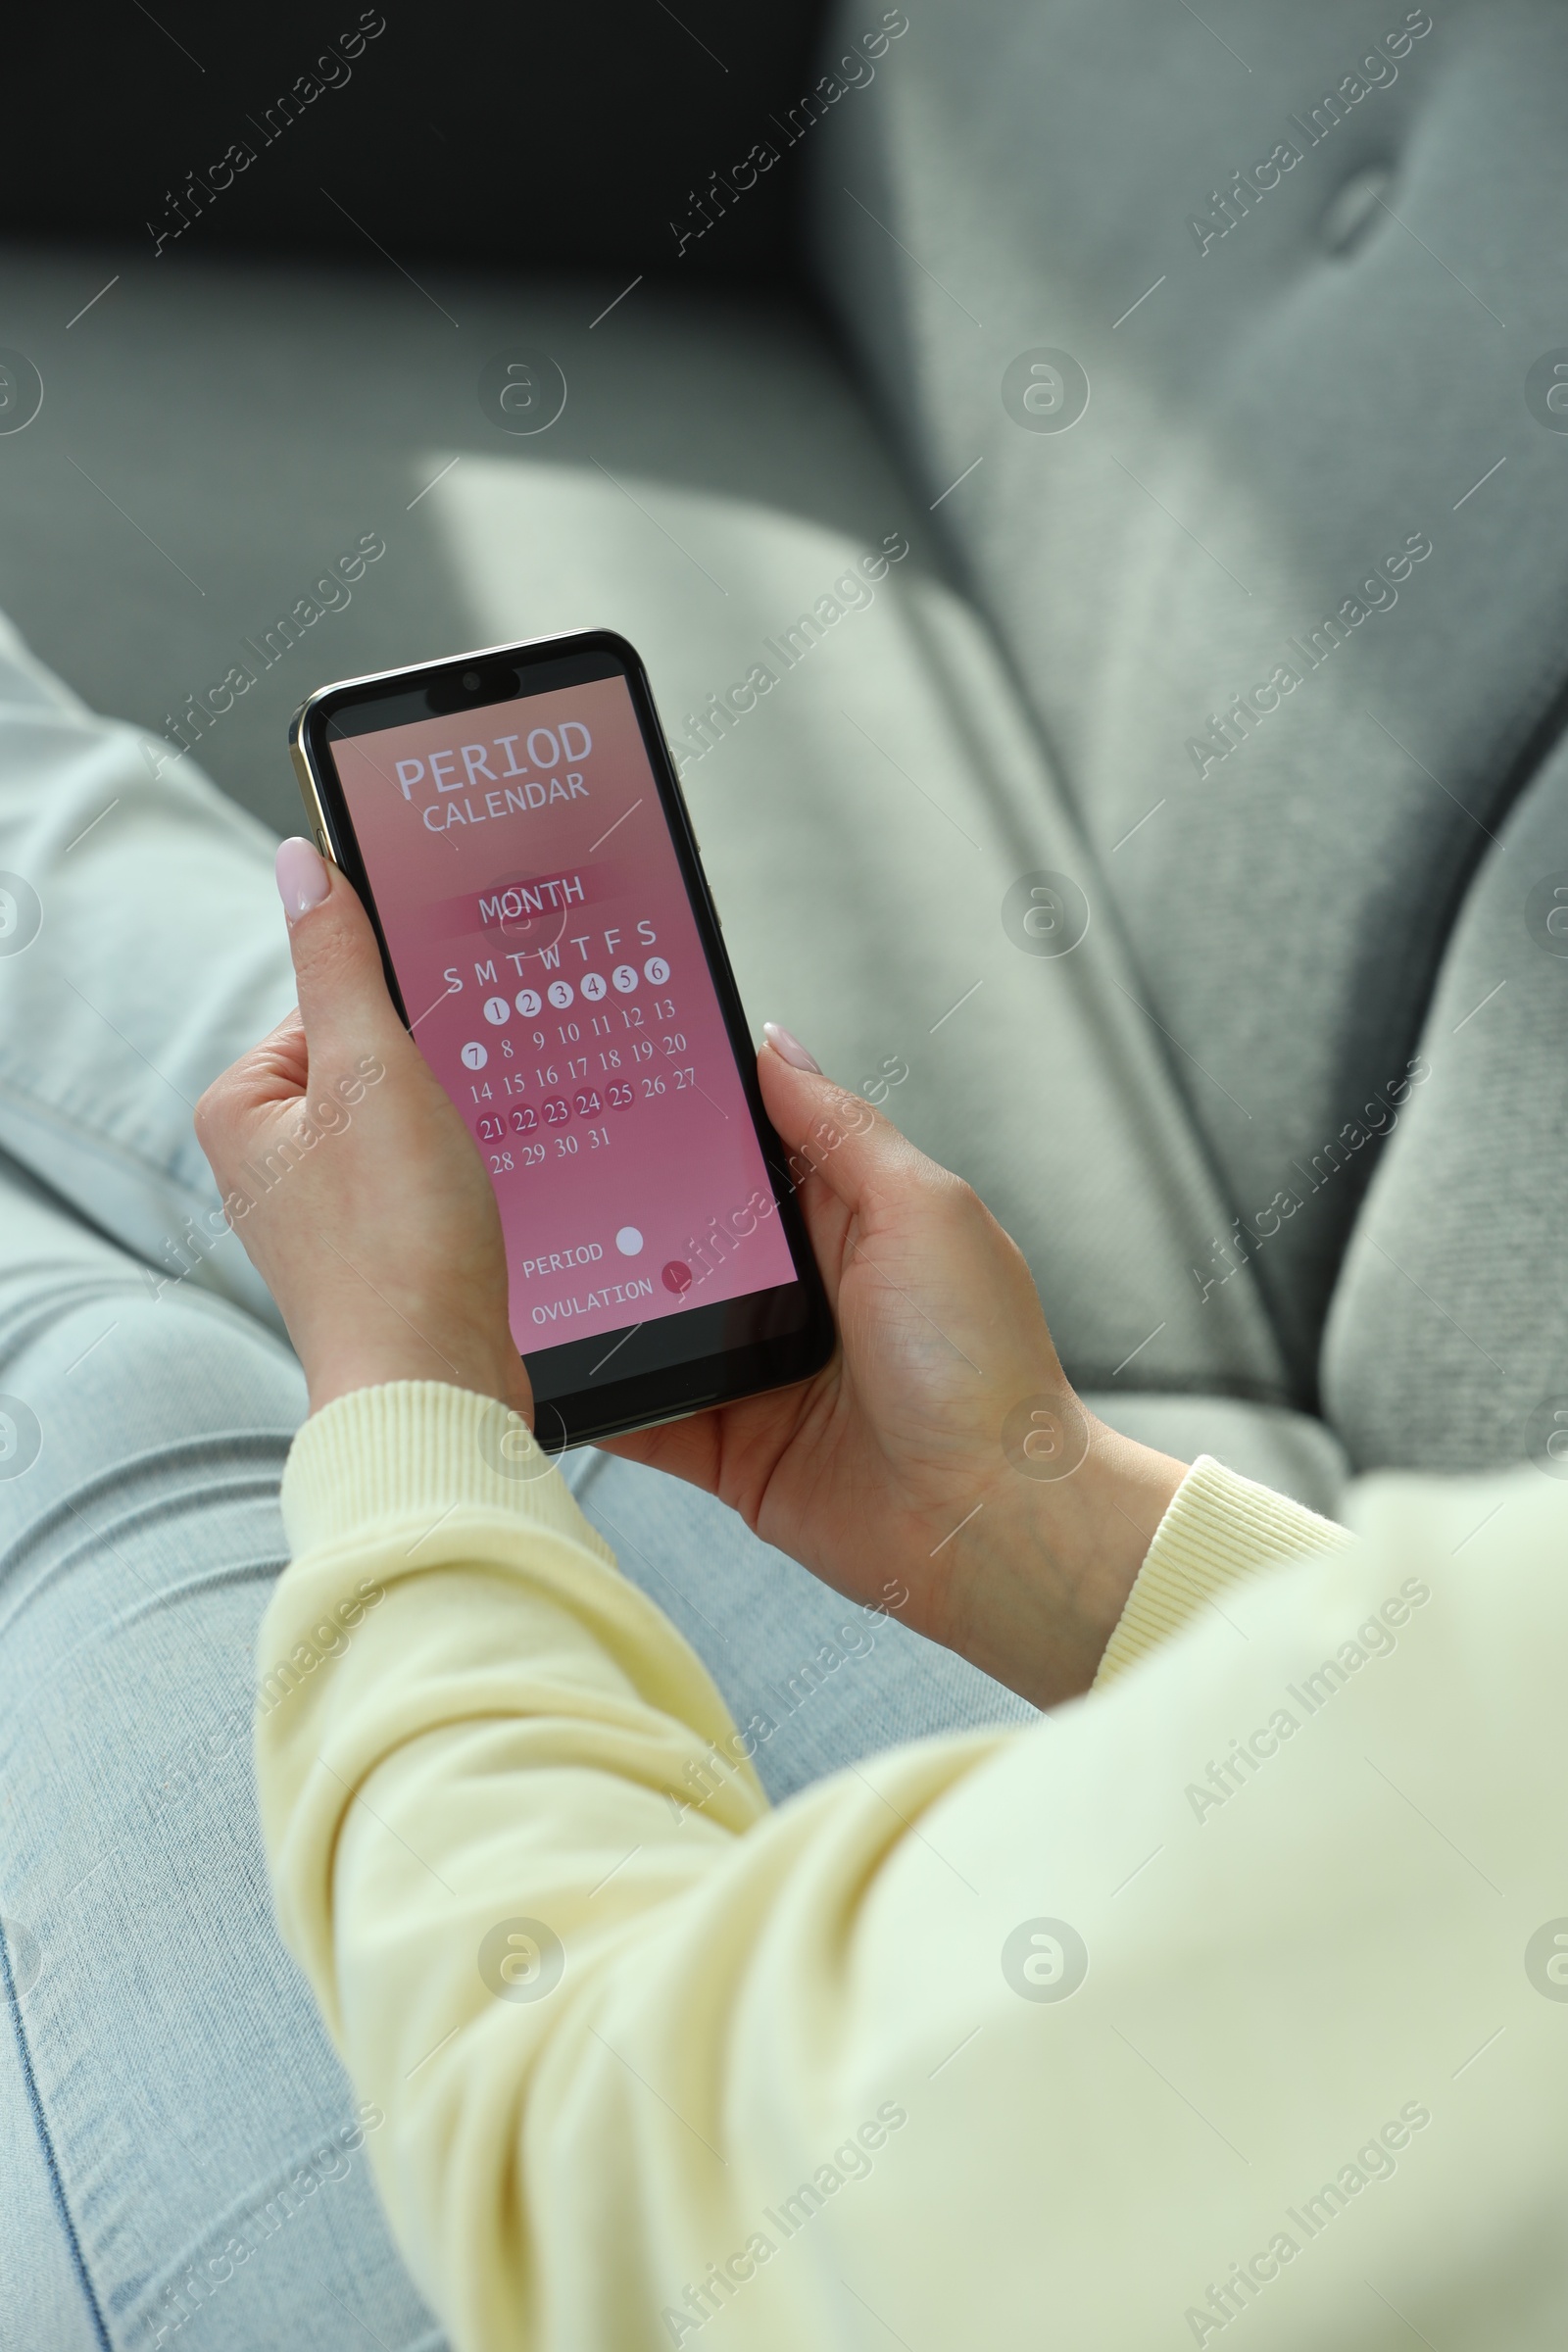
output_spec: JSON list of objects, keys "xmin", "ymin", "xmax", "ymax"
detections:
[{"xmin": 809, "ymin": 0, "xmax": 1568, "ymax": 1409}]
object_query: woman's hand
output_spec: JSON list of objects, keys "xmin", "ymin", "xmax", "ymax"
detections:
[
  {"xmin": 198, "ymin": 843, "xmax": 1186, "ymax": 1707},
  {"xmin": 195, "ymin": 840, "xmax": 531, "ymax": 1422},
  {"xmin": 607, "ymin": 1033, "xmax": 1187, "ymax": 1708}
]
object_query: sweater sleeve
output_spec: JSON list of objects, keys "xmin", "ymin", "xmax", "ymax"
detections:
[
  {"xmin": 1094, "ymin": 1453, "xmax": 1351, "ymax": 1686},
  {"xmin": 256, "ymin": 1383, "xmax": 1568, "ymax": 2352}
]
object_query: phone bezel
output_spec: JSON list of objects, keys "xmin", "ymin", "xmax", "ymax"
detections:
[{"xmin": 289, "ymin": 627, "xmax": 835, "ymax": 1450}]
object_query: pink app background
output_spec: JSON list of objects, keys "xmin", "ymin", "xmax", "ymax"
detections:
[{"xmin": 329, "ymin": 672, "xmax": 797, "ymax": 1355}]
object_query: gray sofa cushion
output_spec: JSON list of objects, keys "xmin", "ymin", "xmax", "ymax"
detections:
[
  {"xmin": 1323, "ymin": 727, "xmax": 1568, "ymax": 1471},
  {"xmin": 810, "ymin": 0, "xmax": 1568, "ymax": 1405}
]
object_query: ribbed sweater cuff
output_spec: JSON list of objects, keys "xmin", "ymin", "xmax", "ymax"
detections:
[
  {"xmin": 279, "ymin": 1381, "xmax": 617, "ymax": 1573},
  {"xmin": 1094, "ymin": 1453, "xmax": 1350, "ymax": 1687}
]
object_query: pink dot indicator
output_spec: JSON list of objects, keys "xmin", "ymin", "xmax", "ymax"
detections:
[{"xmin": 661, "ymin": 1260, "xmax": 693, "ymax": 1296}]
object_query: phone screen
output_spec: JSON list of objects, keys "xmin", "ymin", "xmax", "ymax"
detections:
[{"xmin": 322, "ymin": 665, "xmax": 801, "ymax": 1386}]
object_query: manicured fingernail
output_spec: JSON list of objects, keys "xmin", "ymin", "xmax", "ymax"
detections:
[
  {"xmin": 275, "ymin": 837, "xmax": 329, "ymax": 923},
  {"xmin": 762, "ymin": 1022, "xmax": 822, "ymax": 1074}
]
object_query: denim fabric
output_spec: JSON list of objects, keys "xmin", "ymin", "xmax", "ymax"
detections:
[{"xmin": 0, "ymin": 1150, "xmax": 447, "ymax": 2347}]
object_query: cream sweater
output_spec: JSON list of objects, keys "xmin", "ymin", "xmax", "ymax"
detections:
[{"xmin": 256, "ymin": 1384, "xmax": 1568, "ymax": 2351}]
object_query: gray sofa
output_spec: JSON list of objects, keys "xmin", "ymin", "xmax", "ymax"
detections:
[{"xmin": 4, "ymin": 0, "xmax": 1565, "ymax": 1512}]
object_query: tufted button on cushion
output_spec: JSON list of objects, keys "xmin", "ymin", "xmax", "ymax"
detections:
[{"xmin": 1316, "ymin": 163, "xmax": 1396, "ymax": 254}]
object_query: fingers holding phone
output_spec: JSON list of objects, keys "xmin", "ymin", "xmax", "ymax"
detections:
[
  {"xmin": 612, "ymin": 1036, "xmax": 1189, "ymax": 1705},
  {"xmin": 196, "ymin": 841, "xmax": 532, "ymax": 1421}
]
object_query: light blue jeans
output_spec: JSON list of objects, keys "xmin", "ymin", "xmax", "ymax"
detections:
[{"xmin": 0, "ymin": 617, "xmax": 1038, "ymax": 2348}]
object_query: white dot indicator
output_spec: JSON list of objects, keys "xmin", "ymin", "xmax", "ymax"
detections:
[
  {"xmin": 461, "ymin": 1042, "xmax": 488, "ymax": 1070},
  {"xmin": 483, "ymin": 995, "xmax": 512, "ymax": 1025},
  {"xmin": 612, "ymin": 964, "xmax": 638, "ymax": 993},
  {"xmin": 547, "ymin": 979, "xmax": 574, "ymax": 1009},
  {"xmin": 580, "ymin": 971, "xmax": 608, "ymax": 1002},
  {"xmin": 643, "ymin": 956, "xmax": 670, "ymax": 985},
  {"xmin": 514, "ymin": 988, "xmax": 541, "ymax": 1017},
  {"xmin": 615, "ymin": 1226, "xmax": 644, "ymax": 1256}
]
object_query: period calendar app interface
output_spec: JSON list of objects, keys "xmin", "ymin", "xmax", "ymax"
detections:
[{"xmin": 329, "ymin": 673, "xmax": 796, "ymax": 1357}]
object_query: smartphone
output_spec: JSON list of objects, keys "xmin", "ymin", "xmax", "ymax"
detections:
[{"xmin": 289, "ymin": 629, "xmax": 834, "ymax": 1449}]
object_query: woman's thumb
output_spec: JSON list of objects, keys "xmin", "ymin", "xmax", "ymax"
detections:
[
  {"xmin": 275, "ymin": 838, "xmax": 404, "ymax": 1055},
  {"xmin": 757, "ymin": 1026, "xmax": 923, "ymax": 1212}
]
